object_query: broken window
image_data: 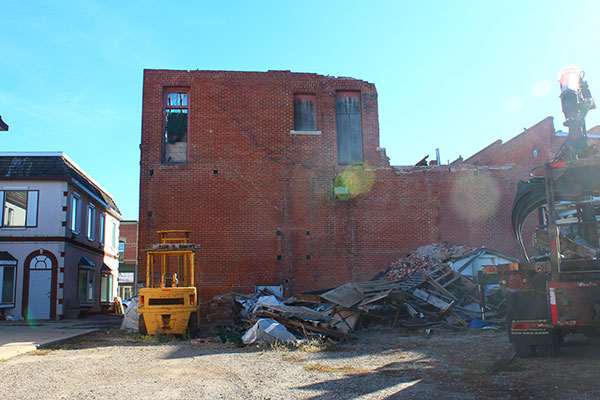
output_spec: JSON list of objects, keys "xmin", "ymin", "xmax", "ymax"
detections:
[
  {"xmin": 294, "ymin": 94, "xmax": 317, "ymax": 131},
  {"xmin": 0, "ymin": 190, "xmax": 38, "ymax": 227},
  {"xmin": 163, "ymin": 90, "xmax": 189, "ymax": 163},
  {"xmin": 335, "ymin": 91, "xmax": 363, "ymax": 164}
]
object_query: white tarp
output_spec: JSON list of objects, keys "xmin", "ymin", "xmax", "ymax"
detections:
[
  {"xmin": 120, "ymin": 298, "xmax": 139, "ymax": 331},
  {"xmin": 241, "ymin": 318, "xmax": 297, "ymax": 345},
  {"xmin": 250, "ymin": 295, "xmax": 285, "ymax": 313}
]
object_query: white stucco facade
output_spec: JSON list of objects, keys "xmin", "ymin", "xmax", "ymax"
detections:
[{"xmin": 0, "ymin": 153, "xmax": 122, "ymax": 320}]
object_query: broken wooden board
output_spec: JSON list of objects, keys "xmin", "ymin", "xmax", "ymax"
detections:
[
  {"xmin": 293, "ymin": 293, "xmax": 323, "ymax": 303},
  {"xmin": 254, "ymin": 303, "xmax": 337, "ymax": 323},
  {"xmin": 320, "ymin": 283, "xmax": 364, "ymax": 308},
  {"xmin": 412, "ymin": 288, "xmax": 453, "ymax": 312},
  {"xmin": 320, "ymin": 279, "xmax": 403, "ymax": 308},
  {"xmin": 331, "ymin": 309, "xmax": 360, "ymax": 333},
  {"xmin": 357, "ymin": 289, "xmax": 394, "ymax": 308}
]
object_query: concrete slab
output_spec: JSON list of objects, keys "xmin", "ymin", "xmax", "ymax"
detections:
[{"xmin": 0, "ymin": 314, "xmax": 122, "ymax": 360}]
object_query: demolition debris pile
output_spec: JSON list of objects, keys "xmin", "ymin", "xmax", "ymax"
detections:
[
  {"xmin": 385, "ymin": 243, "xmax": 478, "ymax": 281},
  {"xmin": 199, "ymin": 244, "xmax": 505, "ymax": 345}
]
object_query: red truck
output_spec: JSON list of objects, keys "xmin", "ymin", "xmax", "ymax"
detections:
[{"xmin": 486, "ymin": 67, "xmax": 600, "ymax": 357}]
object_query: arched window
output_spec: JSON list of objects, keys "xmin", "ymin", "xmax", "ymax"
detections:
[{"xmin": 30, "ymin": 255, "xmax": 52, "ymax": 270}]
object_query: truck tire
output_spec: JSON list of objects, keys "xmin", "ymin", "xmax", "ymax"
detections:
[
  {"xmin": 186, "ymin": 312, "xmax": 198, "ymax": 338},
  {"xmin": 139, "ymin": 314, "xmax": 148, "ymax": 335},
  {"xmin": 514, "ymin": 343, "xmax": 534, "ymax": 358},
  {"xmin": 536, "ymin": 343, "xmax": 558, "ymax": 357}
]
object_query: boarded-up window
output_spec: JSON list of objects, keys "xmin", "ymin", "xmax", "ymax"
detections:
[
  {"xmin": 294, "ymin": 94, "xmax": 317, "ymax": 131},
  {"xmin": 163, "ymin": 90, "xmax": 189, "ymax": 163},
  {"xmin": 336, "ymin": 91, "xmax": 363, "ymax": 164}
]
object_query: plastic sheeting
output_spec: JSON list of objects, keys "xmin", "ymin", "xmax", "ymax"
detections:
[
  {"xmin": 120, "ymin": 298, "xmax": 139, "ymax": 331},
  {"xmin": 241, "ymin": 318, "xmax": 298, "ymax": 345}
]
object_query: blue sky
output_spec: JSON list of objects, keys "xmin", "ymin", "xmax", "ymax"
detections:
[{"xmin": 2, "ymin": 0, "xmax": 600, "ymax": 220}]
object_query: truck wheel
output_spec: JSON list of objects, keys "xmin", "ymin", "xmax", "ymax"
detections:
[
  {"xmin": 536, "ymin": 343, "xmax": 558, "ymax": 357},
  {"xmin": 514, "ymin": 343, "xmax": 534, "ymax": 358},
  {"xmin": 139, "ymin": 314, "xmax": 148, "ymax": 335},
  {"xmin": 187, "ymin": 312, "xmax": 198, "ymax": 338}
]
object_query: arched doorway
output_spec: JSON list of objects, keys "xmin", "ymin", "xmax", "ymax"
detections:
[{"xmin": 23, "ymin": 250, "xmax": 57, "ymax": 320}]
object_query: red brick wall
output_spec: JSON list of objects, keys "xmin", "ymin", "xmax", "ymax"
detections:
[
  {"xmin": 119, "ymin": 221, "xmax": 137, "ymax": 264},
  {"xmin": 465, "ymin": 117, "xmax": 557, "ymax": 168},
  {"xmin": 464, "ymin": 117, "xmax": 600, "ymax": 168},
  {"xmin": 139, "ymin": 70, "xmax": 528, "ymax": 299}
]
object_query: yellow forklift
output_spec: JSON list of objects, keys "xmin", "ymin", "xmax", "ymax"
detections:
[{"xmin": 138, "ymin": 230, "xmax": 200, "ymax": 336}]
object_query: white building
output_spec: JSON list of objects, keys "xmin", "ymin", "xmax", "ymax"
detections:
[{"xmin": 0, "ymin": 152, "xmax": 122, "ymax": 319}]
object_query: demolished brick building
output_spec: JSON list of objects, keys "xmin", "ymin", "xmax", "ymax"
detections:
[{"xmin": 139, "ymin": 69, "xmax": 546, "ymax": 300}]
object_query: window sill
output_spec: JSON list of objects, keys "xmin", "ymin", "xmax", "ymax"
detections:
[
  {"xmin": 0, "ymin": 304, "xmax": 15, "ymax": 309},
  {"xmin": 290, "ymin": 130, "xmax": 321, "ymax": 136},
  {"xmin": 161, "ymin": 161, "xmax": 188, "ymax": 165}
]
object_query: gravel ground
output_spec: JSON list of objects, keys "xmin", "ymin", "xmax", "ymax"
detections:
[{"xmin": 1, "ymin": 326, "xmax": 599, "ymax": 399}]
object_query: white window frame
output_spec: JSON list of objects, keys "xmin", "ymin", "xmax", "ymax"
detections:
[
  {"xmin": 99, "ymin": 213, "xmax": 106, "ymax": 245},
  {"xmin": 0, "ymin": 261, "xmax": 17, "ymax": 307},
  {"xmin": 100, "ymin": 273, "xmax": 113, "ymax": 303},
  {"xmin": 86, "ymin": 204, "xmax": 95, "ymax": 241},
  {"xmin": 70, "ymin": 193, "xmax": 81, "ymax": 233},
  {"xmin": 110, "ymin": 220, "xmax": 118, "ymax": 250},
  {"xmin": 78, "ymin": 266, "xmax": 94, "ymax": 304},
  {"xmin": 0, "ymin": 189, "xmax": 39, "ymax": 228}
]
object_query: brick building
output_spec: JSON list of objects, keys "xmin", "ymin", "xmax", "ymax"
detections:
[
  {"xmin": 139, "ymin": 69, "xmax": 529, "ymax": 300},
  {"xmin": 460, "ymin": 116, "xmax": 600, "ymax": 168},
  {"xmin": 117, "ymin": 220, "xmax": 137, "ymax": 300}
]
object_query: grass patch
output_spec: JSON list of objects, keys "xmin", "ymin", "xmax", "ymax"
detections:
[
  {"xmin": 282, "ymin": 354, "xmax": 305, "ymax": 363},
  {"xmin": 128, "ymin": 333, "xmax": 179, "ymax": 343},
  {"xmin": 266, "ymin": 338, "xmax": 341, "ymax": 353},
  {"xmin": 31, "ymin": 349, "xmax": 53, "ymax": 356},
  {"xmin": 304, "ymin": 363, "xmax": 372, "ymax": 374}
]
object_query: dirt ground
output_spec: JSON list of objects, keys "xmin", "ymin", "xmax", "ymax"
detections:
[{"xmin": 1, "ymin": 326, "xmax": 599, "ymax": 399}]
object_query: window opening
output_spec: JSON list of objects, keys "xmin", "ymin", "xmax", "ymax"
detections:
[
  {"xmin": 30, "ymin": 255, "xmax": 52, "ymax": 270},
  {"xmin": 118, "ymin": 241, "xmax": 125, "ymax": 261},
  {"xmin": 86, "ymin": 204, "xmax": 95, "ymax": 240},
  {"xmin": 294, "ymin": 94, "xmax": 317, "ymax": 131},
  {"xmin": 1, "ymin": 190, "xmax": 38, "ymax": 227},
  {"xmin": 110, "ymin": 220, "xmax": 118, "ymax": 249},
  {"xmin": 335, "ymin": 91, "xmax": 364, "ymax": 164},
  {"xmin": 78, "ymin": 257, "xmax": 95, "ymax": 303},
  {"xmin": 100, "ymin": 273, "xmax": 113, "ymax": 303},
  {"xmin": 120, "ymin": 286, "xmax": 132, "ymax": 301},
  {"xmin": 70, "ymin": 193, "xmax": 80, "ymax": 233},
  {"xmin": 0, "ymin": 264, "xmax": 16, "ymax": 305},
  {"xmin": 99, "ymin": 213, "xmax": 105, "ymax": 245},
  {"xmin": 78, "ymin": 268, "xmax": 94, "ymax": 303},
  {"xmin": 163, "ymin": 90, "xmax": 189, "ymax": 163},
  {"xmin": 3, "ymin": 191, "xmax": 26, "ymax": 226}
]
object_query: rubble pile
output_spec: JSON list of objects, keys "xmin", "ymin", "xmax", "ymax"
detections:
[
  {"xmin": 386, "ymin": 243, "xmax": 478, "ymax": 281},
  {"xmin": 199, "ymin": 243, "xmax": 505, "ymax": 345}
]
